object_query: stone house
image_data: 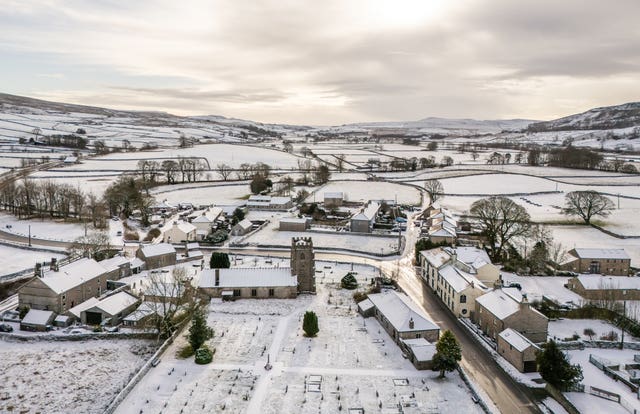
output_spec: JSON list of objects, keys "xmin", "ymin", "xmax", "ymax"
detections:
[
  {"xmin": 162, "ymin": 220, "xmax": 197, "ymax": 243},
  {"xmin": 279, "ymin": 217, "xmax": 310, "ymax": 232},
  {"xmin": 567, "ymin": 274, "xmax": 640, "ymax": 301},
  {"xmin": 188, "ymin": 207, "xmax": 223, "ymax": 240},
  {"xmin": 98, "ymin": 255, "xmax": 132, "ymax": 281},
  {"xmin": 136, "ymin": 243, "xmax": 177, "ymax": 270},
  {"xmin": 231, "ymin": 219, "xmax": 254, "ymax": 236},
  {"xmin": 350, "ymin": 201, "xmax": 380, "ymax": 233},
  {"xmin": 324, "ymin": 192, "xmax": 344, "ymax": 208},
  {"xmin": 247, "ymin": 195, "xmax": 293, "ymax": 211},
  {"xmin": 199, "ymin": 268, "xmax": 298, "ymax": 299},
  {"xmin": 497, "ymin": 328, "xmax": 540, "ymax": 373},
  {"xmin": 474, "ymin": 288, "xmax": 548, "ymax": 343},
  {"xmin": 18, "ymin": 258, "xmax": 109, "ymax": 313},
  {"xmin": 80, "ymin": 291, "xmax": 140, "ymax": 326},
  {"xmin": 20, "ymin": 309, "xmax": 55, "ymax": 331},
  {"xmin": 420, "ymin": 246, "xmax": 498, "ymax": 318},
  {"xmin": 560, "ymin": 248, "xmax": 630, "ymax": 276}
]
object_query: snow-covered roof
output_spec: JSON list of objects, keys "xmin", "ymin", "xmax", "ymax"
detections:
[
  {"xmin": 476, "ymin": 289, "xmax": 521, "ymax": 320},
  {"xmin": 164, "ymin": 221, "xmax": 196, "ymax": 234},
  {"xmin": 235, "ymin": 219, "xmax": 253, "ymax": 231},
  {"xmin": 428, "ymin": 226, "xmax": 456, "ymax": 238},
  {"xmin": 88, "ymin": 291, "xmax": 139, "ymax": 316},
  {"xmin": 499, "ymin": 328, "xmax": 538, "ymax": 352},
  {"xmin": 438, "ymin": 264, "xmax": 487, "ymax": 293},
  {"xmin": 248, "ymin": 195, "xmax": 271, "ymax": 202},
  {"xmin": 576, "ymin": 274, "xmax": 640, "ymax": 290},
  {"xmin": 99, "ymin": 255, "xmax": 130, "ymax": 272},
  {"xmin": 130, "ymin": 258, "xmax": 145, "ymax": 269},
  {"xmin": 324, "ymin": 192, "xmax": 344, "ymax": 199},
  {"xmin": 367, "ymin": 291, "xmax": 439, "ymax": 333},
  {"xmin": 22, "ymin": 309, "xmax": 54, "ymax": 326},
  {"xmin": 450, "ymin": 247, "xmax": 492, "ymax": 268},
  {"xmin": 420, "ymin": 247, "xmax": 451, "ymax": 269},
  {"xmin": 68, "ymin": 297, "xmax": 100, "ymax": 318},
  {"xmin": 190, "ymin": 207, "xmax": 222, "ymax": 223},
  {"xmin": 63, "ymin": 156, "xmax": 78, "ymax": 163},
  {"xmin": 402, "ymin": 338, "xmax": 436, "ymax": 361},
  {"xmin": 352, "ymin": 201, "xmax": 380, "ymax": 221},
  {"xmin": 54, "ymin": 314, "xmax": 70, "ymax": 323},
  {"xmin": 140, "ymin": 243, "xmax": 176, "ymax": 258},
  {"xmin": 280, "ymin": 217, "xmax": 309, "ymax": 224},
  {"xmin": 40, "ymin": 258, "xmax": 107, "ymax": 294},
  {"xmin": 572, "ymin": 248, "xmax": 629, "ymax": 260},
  {"xmin": 270, "ymin": 197, "xmax": 291, "ymax": 206},
  {"xmin": 123, "ymin": 301, "xmax": 163, "ymax": 322},
  {"xmin": 357, "ymin": 298, "xmax": 375, "ymax": 313},
  {"xmin": 199, "ymin": 268, "xmax": 297, "ymax": 288}
]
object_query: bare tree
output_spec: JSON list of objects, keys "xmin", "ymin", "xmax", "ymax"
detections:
[
  {"xmin": 216, "ymin": 163, "xmax": 233, "ymax": 181},
  {"xmin": 161, "ymin": 160, "xmax": 179, "ymax": 184},
  {"xmin": 335, "ymin": 154, "xmax": 346, "ymax": 172},
  {"xmin": 424, "ymin": 179, "xmax": 444, "ymax": 204},
  {"xmin": 563, "ymin": 191, "xmax": 614, "ymax": 224},
  {"xmin": 67, "ymin": 231, "xmax": 111, "ymax": 260},
  {"xmin": 470, "ymin": 196, "xmax": 532, "ymax": 262}
]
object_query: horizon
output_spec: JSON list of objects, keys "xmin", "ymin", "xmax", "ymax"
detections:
[{"xmin": 2, "ymin": 1, "xmax": 639, "ymax": 124}]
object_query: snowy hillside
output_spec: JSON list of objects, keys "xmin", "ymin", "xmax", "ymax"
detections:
[
  {"xmin": 527, "ymin": 102, "xmax": 640, "ymax": 132},
  {"xmin": 345, "ymin": 117, "xmax": 536, "ymax": 135}
]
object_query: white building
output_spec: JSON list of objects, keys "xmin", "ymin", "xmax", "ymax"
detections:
[{"xmin": 162, "ymin": 220, "xmax": 197, "ymax": 243}]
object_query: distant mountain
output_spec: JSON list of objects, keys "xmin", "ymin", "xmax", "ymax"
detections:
[
  {"xmin": 527, "ymin": 102, "xmax": 640, "ymax": 132},
  {"xmin": 343, "ymin": 117, "xmax": 537, "ymax": 135}
]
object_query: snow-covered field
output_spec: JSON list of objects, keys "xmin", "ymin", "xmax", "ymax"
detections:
[
  {"xmin": 0, "ymin": 213, "xmax": 86, "ymax": 242},
  {"xmin": 151, "ymin": 182, "xmax": 250, "ymax": 206},
  {"xmin": 239, "ymin": 218, "xmax": 401, "ymax": 255},
  {"xmin": 116, "ymin": 271, "xmax": 482, "ymax": 414},
  {"xmin": 0, "ymin": 338, "xmax": 156, "ymax": 414},
  {"xmin": 565, "ymin": 348, "xmax": 640, "ymax": 414},
  {"xmin": 311, "ymin": 180, "xmax": 421, "ymax": 205},
  {"xmin": 501, "ymin": 273, "xmax": 583, "ymax": 306},
  {"xmin": 549, "ymin": 319, "xmax": 637, "ymax": 342},
  {"xmin": 0, "ymin": 245, "xmax": 65, "ymax": 276}
]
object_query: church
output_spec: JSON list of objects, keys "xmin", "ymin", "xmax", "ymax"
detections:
[{"xmin": 198, "ymin": 237, "xmax": 316, "ymax": 300}]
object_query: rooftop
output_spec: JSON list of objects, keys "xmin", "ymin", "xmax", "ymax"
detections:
[
  {"xmin": 22, "ymin": 309, "xmax": 54, "ymax": 326},
  {"xmin": 140, "ymin": 243, "xmax": 176, "ymax": 258},
  {"xmin": 68, "ymin": 297, "xmax": 100, "ymax": 318},
  {"xmin": 499, "ymin": 328, "xmax": 538, "ymax": 352},
  {"xmin": 576, "ymin": 274, "xmax": 640, "ymax": 290},
  {"xmin": 476, "ymin": 289, "xmax": 521, "ymax": 320},
  {"xmin": 367, "ymin": 291, "xmax": 439, "ymax": 333},
  {"xmin": 199, "ymin": 267, "xmax": 297, "ymax": 288},
  {"xmin": 88, "ymin": 291, "xmax": 139, "ymax": 316},
  {"xmin": 572, "ymin": 248, "xmax": 630, "ymax": 260},
  {"xmin": 40, "ymin": 258, "xmax": 107, "ymax": 294}
]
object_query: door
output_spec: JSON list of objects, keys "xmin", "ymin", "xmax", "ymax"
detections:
[
  {"xmin": 589, "ymin": 261, "xmax": 600, "ymax": 274},
  {"xmin": 85, "ymin": 311, "xmax": 103, "ymax": 325}
]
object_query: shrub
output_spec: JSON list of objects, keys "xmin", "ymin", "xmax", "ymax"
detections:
[
  {"xmin": 145, "ymin": 228, "xmax": 161, "ymax": 241},
  {"xmin": 18, "ymin": 306, "xmax": 30, "ymax": 319},
  {"xmin": 124, "ymin": 230, "xmax": 139, "ymax": 241},
  {"xmin": 303, "ymin": 311, "xmax": 319, "ymax": 337},
  {"xmin": 353, "ymin": 291, "xmax": 368, "ymax": 303},
  {"xmin": 177, "ymin": 344, "xmax": 194, "ymax": 359},
  {"xmin": 583, "ymin": 328, "xmax": 596, "ymax": 340},
  {"xmin": 600, "ymin": 330, "xmax": 619, "ymax": 341},
  {"xmin": 341, "ymin": 273, "xmax": 358, "ymax": 290},
  {"xmin": 195, "ymin": 346, "xmax": 214, "ymax": 364}
]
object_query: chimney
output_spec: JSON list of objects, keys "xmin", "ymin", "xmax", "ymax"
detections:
[
  {"xmin": 184, "ymin": 240, "xmax": 189, "ymax": 258},
  {"xmin": 35, "ymin": 262, "xmax": 42, "ymax": 277},
  {"xmin": 521, "ymin": 293, "xmax": 529, "ymax": 309},
  {"xmin": 51, "ymin": 257, "xmax": 59, "ymax": 272},
  {"xmin": 409, "ymin": 317, "xmax": 414, "ymax": 329},
  {"xmin": 215, "ymin": 269, "xmax": 220, "ymax": 287}
]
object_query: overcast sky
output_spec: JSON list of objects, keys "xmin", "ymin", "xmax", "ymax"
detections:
[{"xmin": 1, "ymin": 0, "xmax": 639, "ymax": 125}]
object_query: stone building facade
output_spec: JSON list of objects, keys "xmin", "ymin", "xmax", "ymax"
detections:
[{"xmin": 291, "ymin": 237, "xmax": 316, "ymax": 293}]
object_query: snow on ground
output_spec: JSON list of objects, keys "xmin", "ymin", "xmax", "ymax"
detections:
[
  {"xmin": 565, "ymin": 348, "xmax": 640, "ymax": 414},
  {"xmin": 501, "ymin": 273, "xmax": 583, "ymax": 306},
  {"xmin": 0, "ymin": 245, "xmax": 65, "ymax": 276},
  {"xmin": 0, "ymin": 338, "xmax": 156, "ymax": 414},
  {"xmin": 310, "ymin": 180, "xmax": 421, "ymax": 205},
  {"xmin": 0, "ymin": 212, "xmax": 86, "ymax": 242},
  {"xmin": 239, "ymin": 218, "xmax": 401, "ymax": 255},
  {"xmin": 550, "ymin": 225, "xmax": 640, "ymax": 267},
  {"xmin": 116, "ymin": 273, "xmax": 482, "ymax": 414},
  {"xmin": 151, "ymin": 182, "xmax": 250, "ymax": 206},
  {"xmin": 549, "ymin": 319, "xmax": 638, "ymax": 342},
  {"xmin": 540, "ymin": 397, "xmax": 569, "ymax": 414}
]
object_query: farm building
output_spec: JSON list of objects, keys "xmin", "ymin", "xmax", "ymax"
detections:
[
  {"xmin": 98, "ymin": 255, "xmax": 132, "ymax": 280},
  {"xmin": 420, "ymin": 246, "xmax": 497, "ymax": 318},
  {"xmin": 231, "ymin": 218, "xmax": 254, "ymax": 236},
  {"xmin": 122, "ymin": 302, "xmax": 163, "ymax": 329},
  {"xmin": 188, "ymin": 207, "xmax": 223, "ymax": 240},
  {"xmin": 136, "ymin": 243, "xmax": 177, "ymax": 270},
  {"xmin": 80, "ymin": 291, "xmax": 140, "ymax": 326},
  {"xmin": 567, "ymin": 274, "xmax": 640, "ymax": 301},
  {"xmin": 560, "ymin": 248, "xmax": 630, "ymax": 276},
  {"xmin": 324, "ymin": 192, "xmax": 344, "ymax": 208},
  {"xmin": 162, "ymin": 220, "xmax": 197, "ymax": 243},
  {"xmin": 401, "ymin": 338, "xmax": 437, "ymax": 370},
  {"xmin": 199, "ymin": 268, "xmax": 298, "ymax": 299},
  {"xmin": 350, "ymin": 201, "xmax": 380, "ymax": 233},
  {"xmin": 279, "ymin": 217, "xmax": 310, "ymax": 232},
  {"xmin": 474, "ymin": 288, "xmax": 548, "ymax": 343},
  {"xmin": 18, "ymin": 257, "xmax": 109, "ymax": 313},
  {"xmin": 20, "ymin": 309, "xmax": 55, "ymax": 332},
  {"xmin": 247, "ymin": 195, "xmax": 293, "ymax": 211},
  {"xmin": 497, "ymin": 328, "xmax": 540, "ymax": 373}
]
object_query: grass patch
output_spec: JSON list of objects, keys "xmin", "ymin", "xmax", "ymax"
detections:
[{"xmin": 176, "ymin": 344, "xmax": 194, "ymax": 359}]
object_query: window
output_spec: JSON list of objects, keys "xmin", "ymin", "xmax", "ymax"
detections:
[
  {"xmin": 415, "ymin": 333, "xmax": 421, "ymax": 338},
  {"xmin": 251, "ymin": 289, "xmax": 257, "ymax": 297},
  {"xmin": 460, "ymin": 295, "xmax": 467, "ymax": 304},
  {"xmin": 461, "ymin": 309, "xmax": 467, "ymax": 315},
  {"xmin": 233, "ymin": 289, "xmax": 241, "ymax": 297},
  {"xmin": 268, "ymin": 288, "xmax": 275, "ymax": 297}
]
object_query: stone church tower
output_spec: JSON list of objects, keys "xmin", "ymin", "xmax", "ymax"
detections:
[{"xmin": 291, "ymin": 237, "xmax": 315, "ymax": 293}]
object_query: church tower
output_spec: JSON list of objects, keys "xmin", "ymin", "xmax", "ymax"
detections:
[{"xmin": 291, "ymin": 237, "xmax": 315, "ymax": 294}]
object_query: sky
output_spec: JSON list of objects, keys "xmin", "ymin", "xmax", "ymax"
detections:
[{"xmin": 1, "ymin": 0, "xmax": 639, "ymax": 125}]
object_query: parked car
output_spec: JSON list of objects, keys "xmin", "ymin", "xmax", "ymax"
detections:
[{"xmin": 0, "ymin": 323, "xmax": 13, "ymax": 332}]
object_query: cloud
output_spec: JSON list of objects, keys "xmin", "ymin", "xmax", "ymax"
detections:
[{"xmin": 1, "ymin": 0, "xmax": 640, "ymax": 123}]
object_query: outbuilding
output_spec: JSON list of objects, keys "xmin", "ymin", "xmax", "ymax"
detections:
[{"xmin": 20, "ymin": 309, "xmax": 55, "ymax": 331}]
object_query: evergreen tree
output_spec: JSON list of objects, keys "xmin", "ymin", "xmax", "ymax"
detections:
[
  {"xmin": 432, "ymin": 330, "xmax": 462, "ymax": 378},
  {"xmin": 341, "ymin": 273, "xmax": 358, "ymax": 290},
  {"xmin": 210, "ymin": 252, "xmax": 231, "ymax": 269},
  {"xmin": 536, "ymin": 340, "xmax": 583, "ymax": 390},
  {"xmin": 188, "ymin": 309, "xmax": 214, "ymax": 352},
  {"xmin": 302, "ymin": 311, "xmax": 319, "ymax": 337}
]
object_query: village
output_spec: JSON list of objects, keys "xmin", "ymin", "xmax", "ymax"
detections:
[{"xmin": 1, "ymin": 96, "xmax": 640, "ymax": 414}]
